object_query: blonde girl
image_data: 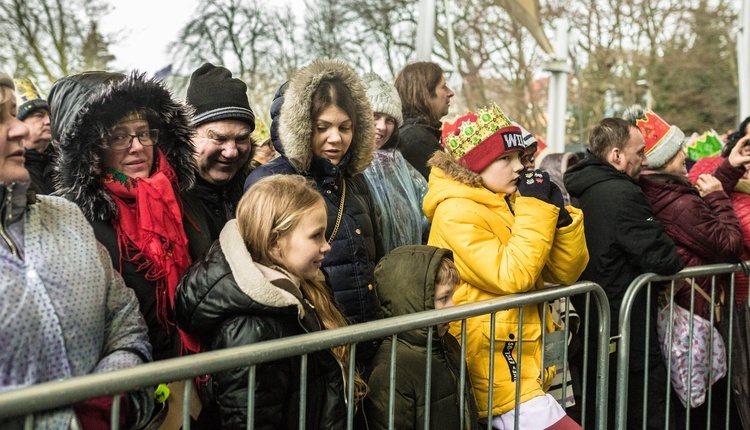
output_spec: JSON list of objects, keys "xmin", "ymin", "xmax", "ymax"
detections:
[{"xmin": 175, "ymin": 175, "xmax": 363, "ymax": 429}]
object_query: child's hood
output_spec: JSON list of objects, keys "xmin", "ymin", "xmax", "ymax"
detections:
[
  {"xmin": 423, "ymin": 151, "xmax": 515, "ymax": 222},
  {"xmin": 373, "ymin": 245, "xmax": 453, "ymax": 345}
]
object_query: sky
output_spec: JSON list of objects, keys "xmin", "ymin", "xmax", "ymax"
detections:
[
  {"xmin": 102, "ymin": 0, "xmax": 305, "ymax": 75},
  {"xmin": 102, "ymin": 0, "xmax": 201, "ymax": 74}
]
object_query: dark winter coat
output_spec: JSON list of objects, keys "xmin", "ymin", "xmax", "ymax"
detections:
[
  {"xmin": 398, "ymin": 116, "xmax": 443, "ymax": 180},
  {"xmin": 174, "ymin": 220, "xmax": 347, "ymax": 430},
  {"xmin": 49, "ymin": 71, "xmax": 213, "ymax": 360},
  {"xmin": 186, "ymin": 172, "xmax": 247, "ymax": 242},
  {"xmin": 564, "ymin": 152, "xmax": 684, "ymax": 368},
  {"xmin": 564, "ymin": 151, "xmax": 685, "ymax": 307},
  {"xmin": 639, "ymin": 160, "xmax": 744, "ymax": 317},
  {"xmin": 24, "ymin": 143, "xmax": 57, "ymax": 195},
  {"xmin": 243, "ymin": 61, "xmax": 384, "ymax": 355},
  {"xmin": 364, "ymin": 246, "xmax": 478, "ymax": 430}
]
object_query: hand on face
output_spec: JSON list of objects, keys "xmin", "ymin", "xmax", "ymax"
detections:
[
  {"xmin": 728, "ymin": 135, "xmax": 750, "ymax": 169},
  {"xmin": 695, "ymin": 174, "xmax": 722, "ymax": 197}
]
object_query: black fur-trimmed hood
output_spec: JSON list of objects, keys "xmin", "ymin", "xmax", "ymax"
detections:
[
  {"xmin": 49, "ymin": 71, "xmax": 197, "ymax": 221},
  {"xmin": 279, "ymin": 60, "xmax": 374, "ymax": 177}
]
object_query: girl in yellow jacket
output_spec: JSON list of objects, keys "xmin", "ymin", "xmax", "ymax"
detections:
[{"xmin": 423, "ymin": 103, "xmax": 589, "ymax": 429}]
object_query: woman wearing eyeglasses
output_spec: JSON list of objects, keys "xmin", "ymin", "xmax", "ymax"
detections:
[{"xmin": 49, "ymin": 71, "xmax": 212, "ymax": 362}]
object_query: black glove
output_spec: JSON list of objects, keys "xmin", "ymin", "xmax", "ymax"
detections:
[
  {"xmin": 550, "ymin": 183, "xmax": 572, "ymax": 228},
  {"xmin": 516, "ymin": 169, "xmax": 552, "ymax": 202}
]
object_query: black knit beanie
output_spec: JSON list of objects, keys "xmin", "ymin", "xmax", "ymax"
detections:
[{"xmin": 186, "ymin": 63, "xmax": 255, "ymax": 131}]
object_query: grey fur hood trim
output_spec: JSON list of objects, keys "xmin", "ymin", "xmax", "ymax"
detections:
[
  {"xmin": 428, "ymin": 150, "xmax": 484, "ymax": 188},
  {"xmin": 279, "ymin": 59, "xmax": 374, "ymax": 176},
  {"xmin": 50, "ymin": 71, "xmax": 197, "ymax": 221},
  {"xmin": 220, "ymin": 220, "xmax": 304, "ymax": 314}
]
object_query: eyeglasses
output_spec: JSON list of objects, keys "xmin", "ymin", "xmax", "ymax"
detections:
[{"xmin": 107, "ymin": 129, "xmax": 159, "ymax": 151}]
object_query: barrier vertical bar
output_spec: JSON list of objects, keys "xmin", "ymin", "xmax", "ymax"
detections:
[
  {"xmin": 299, "ymin": 354, "xmax": 308, "ymax": 430},
  {"xmin": 562, "ymin": 297, "xmax": 570, "ymax": 411},
  {"xmin": 111, "ymin": 394, "xmax": 120, "ymax": 430},
  {"xmin": 487, "ymin": 312, "xmax": 496, "ymax": 430},
  {"xmin": 23, "ymin": 414, "xmax": 33, "ymax": 430},
  {"xmin": 707, "ymin": 276, "xmax": 717, "ymax": 430},
  {"xmin": 540, "ymin": 301, "xmax": 547, "ymax": 393},
  {"xmin": 247, "ymin": 365, "xmax": 256, "ymax": 430},
  {"xmin": 641, "ymin": 282, "xmax": 652, "ymax": 430},
  {"xmin": 594, "ymin": 286, "xmax": 610, "ymax": 430},
  {"xmin": 183, "ymin": 380, "xmax": 192, "ymax": 430},
  {"xmin": 459, "ymin": 319, "xmax": 468, "ymax": 429},
  {"xmin": 514, "ymin": 306, "xmax": 524, "ymax": 430},
  {"xmin": 388, "ymin": 335, "xmax": 398, "ymax": 430},
  {"xmin": 347, "ymin": 343, "xmax": 357, "ymax": 430},
  {"xmin": 581, "ymin": 292, "xmax": 591, "ymax": 430},
  {"xmin": 665, "ymin": 280, "xmax": 675, "ymax": 427},
  {"xmin": 686, "ymin": 278, "xmax": 696, "ymax": 428},
  {"xmin": 725, "ymin": 273, "xmax": 736, "ymax": 430},
  {"xmin": 424, "ymin": 327, "xmax": 433, "ymax": 430}
]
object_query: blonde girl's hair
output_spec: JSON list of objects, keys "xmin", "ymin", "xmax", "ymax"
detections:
[{"xmin": 235, "ymin": 174, "xmax": 367, "ymax": 401}]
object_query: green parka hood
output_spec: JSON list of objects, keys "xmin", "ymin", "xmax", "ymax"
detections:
[{"xmin": 373, "ymin": 245, "xmax": 453, "ymax": 346}]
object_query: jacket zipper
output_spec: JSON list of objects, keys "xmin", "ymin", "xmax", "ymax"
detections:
[
  {"xmin": 505, "ymin": 194, "xmax": 515, "ymax": 216},
  {"xmin": 0, "ymin": 184, "xmax": 19, "ymax": 259}
]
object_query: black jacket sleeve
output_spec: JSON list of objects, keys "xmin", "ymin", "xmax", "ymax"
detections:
[{"xmin": 615, "ymin": 188, "xmax": 684, "ymax": 275}]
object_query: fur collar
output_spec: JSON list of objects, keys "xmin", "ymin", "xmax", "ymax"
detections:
[
  {"xmin": 219, "ymin": 220, "xmax": 304, "ymax": 314},
  {"xmin": 279, "ymin": 59, "xmax": 374, "ymax": 177},
  {"xmin": 51, "ymin": 71, "xmax": 197, "ymax": 221},
  {"xmin": 428, "ymin": 150, "xmax": 483, "ymax": 188}
]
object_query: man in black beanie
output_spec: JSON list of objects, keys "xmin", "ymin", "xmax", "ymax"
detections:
[{"xmin": 185, "ymin": 63, "xmax": 256, "ymax": 240}]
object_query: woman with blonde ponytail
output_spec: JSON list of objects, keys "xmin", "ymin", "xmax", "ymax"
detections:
[{"xmin": 175, "ymin": 175, "xmax": 363, "ymax": 429}]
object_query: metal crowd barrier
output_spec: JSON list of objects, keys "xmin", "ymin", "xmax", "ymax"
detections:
[
  {"xmin": 0, "ymin": 282, "xmax": 610, "ymax": 430},
  {"xmin": 615, "ymin": 262, "xmax": 749, "ymax": 430}
]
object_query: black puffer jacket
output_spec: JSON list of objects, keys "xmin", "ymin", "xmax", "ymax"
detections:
[
  {"xmin": 49, "ymin": 71, "xmax": 213, "ymax": 360},
  {"xmin": 364, "ymin": 245, "xmax": 478, "ymax": 430},
  {"xmin": 398, "ymin": 116, "xmax": 443, "ymax": 180},
  {"xmin": 243, "ymin": 61, "xmax": 384, "ymax": 350},
  {"xmin": 174, "ymin": 220, "xmax": 347, "ymax": 430}
]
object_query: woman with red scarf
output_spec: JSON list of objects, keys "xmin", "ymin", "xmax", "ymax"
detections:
[{"xmin": 49, "ymin": 71, "xmax": 214, "ymax": 361}]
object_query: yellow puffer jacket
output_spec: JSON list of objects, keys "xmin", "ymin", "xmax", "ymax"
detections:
[{"xmin": 423, "ymin": 152, "xmax": 589, "ymax": 418}]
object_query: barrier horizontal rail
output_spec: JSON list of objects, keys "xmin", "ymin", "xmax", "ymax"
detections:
[
  {"xmin": 615, "ymin": 262, "xmax": 748, "ymax": 430},
  {"xmin": 0, "ymin": 281, "xmax": 609, "ymax": 427}
]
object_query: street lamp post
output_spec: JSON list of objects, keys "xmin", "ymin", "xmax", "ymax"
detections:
[{"xmin": 635, "ymin": 80, "xmax": 652, "ymax": 111}]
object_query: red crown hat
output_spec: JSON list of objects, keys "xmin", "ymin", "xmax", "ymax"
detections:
[
  {"xmin": 623, "ymin": 106, "xmax": 685, "ymax": 169},
  {"xmin": 441, "ymin": 103, "xmax": 525, "ymax": 173}
]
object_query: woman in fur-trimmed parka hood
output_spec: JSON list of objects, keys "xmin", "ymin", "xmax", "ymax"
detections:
[
  {"xmin": 244, "ymin": 60, "xmax": 384, "ymax": 364},
  {"xmin": 49, "ymin": 71, "xmax": 212, "ymax": 360},
  {"xmin": 422, "ymin": 104, "xmax": 588, "ymax": 424}
]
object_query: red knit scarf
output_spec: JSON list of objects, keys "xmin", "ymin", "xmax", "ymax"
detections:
[{"xmin": 101, "ymin": 149, "xmax": 201, "ymax": 353}]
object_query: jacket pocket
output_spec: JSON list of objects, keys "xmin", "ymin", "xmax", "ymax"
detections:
[{"xmin": 480, "ymin": 314, "xmax": 543, "ymax": 386}]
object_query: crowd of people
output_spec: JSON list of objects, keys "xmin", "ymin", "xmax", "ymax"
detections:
[{"xmin": 1, "ymin": 56, "xmax": 749, "ymax": 430}]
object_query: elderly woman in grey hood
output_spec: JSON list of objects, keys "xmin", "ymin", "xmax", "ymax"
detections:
[{"xmin": 244, "ymin": 59, "xmax": 384, "ymax": 365}]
